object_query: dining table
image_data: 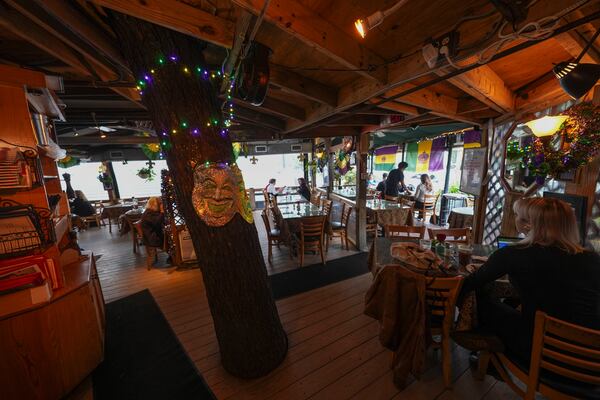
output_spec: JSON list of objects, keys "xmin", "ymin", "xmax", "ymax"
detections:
[
  {"xmin": 101, "ymin": 202, "xmax": 137, "ymax": 233},
  {"xmin": 447, "ymin": 206, "xmax": 474, "ymax": 229},
  {"xmin": 275, "ymin": 193, "xmax": 309, "ymax": 205},
  {"xmin": 368, "ymin": 236, "xmax": 514, "ymax": 332},
  {"xmin": 366, "ymin": 199, "xmax": 413, "ymax": 227}
]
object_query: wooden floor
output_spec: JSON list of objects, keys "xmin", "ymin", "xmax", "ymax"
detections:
[{"xmin": 79, "ymin": 220, "xmax": 521, "ymax": 400}]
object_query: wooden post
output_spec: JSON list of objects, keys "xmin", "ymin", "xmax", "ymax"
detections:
[
  {"xmin": 111, "ymin": 14, "xmax": 287, "ymax": 378},
  {"xmin": 325, "ymin": 138, "xmax": 334, "ymax": 196},
  {"xmin": 355, "ymin": 133, "xmax": 369, "ymax": 251},
  {"xmin": 472, "ymin": 121, "xmax": 491, "ymax": 244}
]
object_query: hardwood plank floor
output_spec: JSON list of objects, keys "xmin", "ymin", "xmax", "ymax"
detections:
[{"xmin": 79, "ymin": 220, "xmax": 511, "ymax": 400}]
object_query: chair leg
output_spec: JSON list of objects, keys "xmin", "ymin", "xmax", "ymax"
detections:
[
  {"xmin": 319, "ymin": 241, "xmax": 325, "ymax": 265},
  {"xmin": 442, "ymin": 336, "xmax": 452, "ymax": 388},
  {"xmin": 325, "ymin": 234, "xmax": 330, "ymax": 253},
  {"xmin": 475, "ymin": 351, "xmax": 491, "ymax": 380},
  {"xmin": 299, "ymin": 243, "xmax": 304, "ymax": 267},
  {"xmin": 267, "ymin": 241, "xmax": 273, "ymax": 263}
]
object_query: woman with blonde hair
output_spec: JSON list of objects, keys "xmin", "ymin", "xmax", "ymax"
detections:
[
  {"xmin": 141, "ymin": 196, "xmax": 165, "ymax": 270},
  {"xmin": 461, "ymin": 197, "xmax": 599, "ymax": 364},
  {"xmin": 413, "ymin": 174, "xmax": 434, "ymax": 219}
]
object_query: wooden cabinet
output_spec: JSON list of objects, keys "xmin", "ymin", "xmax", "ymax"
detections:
[{"xmin": 0, "ymin": 255, "xmax": 105, "ymax": 400}]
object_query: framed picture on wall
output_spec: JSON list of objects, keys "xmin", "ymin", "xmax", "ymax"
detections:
[{"xmin": 460, "ymin": 147, "xmax": 487, "ymax": 196}]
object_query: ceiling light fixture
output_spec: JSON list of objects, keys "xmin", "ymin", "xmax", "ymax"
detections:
[
  {"xmin": 524, "ymin": 115, "xmax": 568, "ymax": 137},
  {"xmin": 554, "ymin": 28, "xmax": 600, "ymax": 99},
  {"xmin": 354, "ymin": 0, "xmax": 409, "ymax": 38}
]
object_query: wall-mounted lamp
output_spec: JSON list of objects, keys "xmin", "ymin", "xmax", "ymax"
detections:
[
  {"xmin": 524, "ymin": 115, "xmax": 568, "ymax": 137},
  {"xmin": 354, "ymin": 0, "xmax": 409, "ymax": 38},
  {"xmin": 553, "ymin": 28, "xmax": 600, "ymax": 99}
]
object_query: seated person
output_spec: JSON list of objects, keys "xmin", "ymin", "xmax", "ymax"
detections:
[
  {"xmin": 71, "ymin": 190, "xmax": 96, "ymax": 217},
  {"xmin": 413, "ymin": 174, "xmax": 434, "ymax": 218},
  {"xmin": 297, "ymin": 177, "xmax": 311, "ymax": 201},
  {"xmin": 376, "ymin": 173, "xmax": 387, "ymax": 193},
  {"xmin": 460, "ymin": 197, "xmax": 600, "ymax": 365},
  {"xmin": 141, "ymin": 197, "xmax": 165, "ymax": 270},
  {"xmin": 265, "ymin": 178, "xmax": 284, "ymax": 198}
]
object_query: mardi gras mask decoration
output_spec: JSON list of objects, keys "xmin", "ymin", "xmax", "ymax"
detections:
[{"xmin": 192, "ymin": 163, "xmax": 253, "ymax": 227}]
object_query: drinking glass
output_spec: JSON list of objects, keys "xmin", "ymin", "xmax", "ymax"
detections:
[
  {"xmin": 419, "ymin": 239, "xmax": 432, "ymax": 250},
  {"xmin": 458, "ymin": 245, "xmax": 473, "ymax": 267}
]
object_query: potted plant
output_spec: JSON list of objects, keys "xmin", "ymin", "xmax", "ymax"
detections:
[{"xmin": 137, "ymin": 166, "xmax": 156, "ymax": 181}]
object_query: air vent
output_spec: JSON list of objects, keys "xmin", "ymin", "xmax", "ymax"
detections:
[
  {"xmin": 290, "ymin": 144, "xmax": 302, "ymax": 152},
  {"xmin": 255, "ymin": 145, "xmax": 268, "ymax": 153},
  {"xmin": 109, "ymin": 151, "xmax": 124, "ymax": 159}
]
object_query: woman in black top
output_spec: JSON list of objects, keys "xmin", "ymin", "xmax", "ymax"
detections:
[
  {"xmin": 461, "ymin": 197, "xmax": 600, "ymax": 363},
  {"xmin": 297, "ymin": 177, "xmax": 311, "ymax": 201},
  {"xmin": 71, "ymin": 190, "xmax": 96, "ymax": 217}
]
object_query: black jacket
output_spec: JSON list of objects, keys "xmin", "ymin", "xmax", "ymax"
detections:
[
  {"xmin": 71, "ymin": 198, "xmax": 95, "ymax": 217},
  {"xmin": 461, "ymin": 244, "xmax": 600, "ymax": 332},
  {"xmin": 385, "ymin": 169, "xmax": 404, "ymax": 196},
  {"xmin": 298, "ymin": 185, "xmax": 311, "ymax": 201},
  {"xmin": 141, "ymin": 210, "xmax": 164, "ymax": 247}
]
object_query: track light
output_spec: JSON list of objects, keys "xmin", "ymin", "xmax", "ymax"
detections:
[
  {"xmin": 554, "ymin": 28, "xmax": 600, "ymax": 99},
  {"xmin": 354, "ymin": 0, "xmax": 409, "ymax": 38}
]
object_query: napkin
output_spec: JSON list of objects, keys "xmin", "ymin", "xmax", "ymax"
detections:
[{"xmin": 390, "ymin": 242, "xmax": 441, "ymax": 270}]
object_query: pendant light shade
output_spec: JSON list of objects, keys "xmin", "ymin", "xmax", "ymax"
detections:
[
  {"xmin": 553, "ymin": 62, "xmax": 600, "ymax": 99},
  {"xmin": 524, "ymin": 115, "xmax": 568, "ymax": 137}
]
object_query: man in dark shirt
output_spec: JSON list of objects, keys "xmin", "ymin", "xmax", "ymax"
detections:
[
  {"xmin": 376, "ymin": 173, "xmax": 387, "ymax": 193},
  {"xmin": 385, "ymin": 162, "xmax": 409, "ymax": 197}
]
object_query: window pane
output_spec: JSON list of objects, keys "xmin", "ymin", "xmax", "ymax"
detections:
[
  {"xmin": 236, "ymin": 154, "xmax": 304, "ymax": 189},
  {"xmin": 59, "ymin": 162, "xmax": 108, "ymax": 201},
  {"xmin": 112, "ymin": 160, "xmax": 168, "ymax": 199}
]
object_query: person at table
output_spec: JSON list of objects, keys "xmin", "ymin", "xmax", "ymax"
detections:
[
  {"xmin": 413, "ymin": 174, "xmax": 434, "ymax": 217},
  {"xmin": 385, "ymin": 162, "xmax": 410, "ymax": 197},
  {"xmin": 297, "ymin": 177, "xmax": 311, "ymax": 201},
  {"xmin": 460, "ymin": 197, "xmax": 600, "ymax": 364},
  {"xmin": 71, "ymin": 190, "xmax": 96, "ymax": 217},
  {"xmin": 265, "ymin": 178, "xmax": 284, "ymax": 197},
  {"xmin": 376, "ymin": 173, "xmax": 387, "ymax": 193},
  {"xmin": 141, "ymin": 197, "xmax": 165, "ymax": 270}
]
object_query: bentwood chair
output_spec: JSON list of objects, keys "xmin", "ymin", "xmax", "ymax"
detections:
[
  {"xmin": 488, "ymin": 312, "xmax": 600, "ymax": 400},
  {"xmin": 81, "ymin": 203, "xmax": 105, "ymax": 229},
  {"xmin": 427, "ymin": 227, "xmax": 471, "ymax": 244},
  {"xmin": 131, "ymin": 219, "xmax": 143, "ymax": 254},
  {"xmin": 425, "ymin": 275, "xmax": 464, "ymax": 388},
  {"xmin": 329, "ymin": 204, "xmax": 352, "ymax": 250},
  {"xmin": 298, "ymin": 215, "xmax": 327, "ymax": 267},
  {"xmin": 261, "ymin": 209, "xmax": 283, "ymax": 263},
  {"xmin": 384, "ymin": 224, "xmax": 426, "ymax": 239},
  {"xmin": 414, "ymin": 193, "xmax": 438, "ymax": 223}
]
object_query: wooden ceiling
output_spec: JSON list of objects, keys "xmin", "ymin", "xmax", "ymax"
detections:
[{"xmin": 1, "ymin": 0, "xmax": 599, "ymax": 151}]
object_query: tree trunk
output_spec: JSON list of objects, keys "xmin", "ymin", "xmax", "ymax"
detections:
[{"xmin": 111, "ymin": 14, "xmax": 287, "ymax": 378}]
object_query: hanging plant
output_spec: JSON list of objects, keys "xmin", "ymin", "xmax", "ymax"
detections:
[
  {"xmin": 519, "ymin": 102, "xmax": 600, "ymax": 182},
  {"xmin": 57, "ymin": 155, "xmax": 80, "ymax": 168},
  {"xmin": 137, "ymin": 167, "xmax": 156, "ymax": 181},
  {"xmin": 141, "ymin": 143, "xmax": 161, "ymax": 160}
]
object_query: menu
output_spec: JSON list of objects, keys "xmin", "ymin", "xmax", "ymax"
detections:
[{"xmin": 460, "ymin": 147, "xmax": 487, "ymax": 196}]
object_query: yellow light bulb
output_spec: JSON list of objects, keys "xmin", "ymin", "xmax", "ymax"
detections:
[
  {"xmin": 355, "ymin": 19, "xmax": 366, "ymax": 38},
  {"xmin": 524, "ymin": 115, "xmax": 568, "ymax": 137}
]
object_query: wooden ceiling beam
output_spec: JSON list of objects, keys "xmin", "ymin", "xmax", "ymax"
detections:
[
  {"xmin": 323, "ymin": 115, "xmax": 381, "ymax": 126},
  {"xmin": 284, "ymin": 0, "xmax": 578, "ymax": 133},
  {"xmin": 234, "ymin": 105, "xmax": 286, "ymax": 130},
  {"xmin": 556, "ymin": 9, "xmax": 600, "ymax": 64},
  {"xmin": 58, "ymin": 135, "xmax": 157, "ymax": 145},
  {"xmin": 89, "ymin": 0, "xmax": 235, "ymax": 48},
  {"xmin": 437, "ymin": 64, "xmax": 515, "ymax": 113},
  {"xmin": 0, "ymin": 3, "xmax": 140, "ymax": 103},
  {"xmin": 229, "ymin": 97, "xmax": 306, "ymax": 121},
  {"xmin": 369, "ymin": 98, "xmax": 421, "ymax": 116},
  {"xmin": 231, "ymin": 0, "xmax": 387, "ymax": 82},
  {"xmin": 269, "ymin": 65, "xmax": 338, "ymax": 107},
  {"xmin": 286, "ymin": 126, "xmax": 361, "ymax": 139}
]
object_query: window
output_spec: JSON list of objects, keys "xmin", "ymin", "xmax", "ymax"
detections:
[
  {"xmin": 112, "ymin": 160, "xmax": 168, "ymax": 199},
  {"xmin": 236, "ymin": 154, "xmax": 304, "ymax": 189},
  {"xmin": 59, "ymin": 162, "xmax": 108, "ymax": 201}
]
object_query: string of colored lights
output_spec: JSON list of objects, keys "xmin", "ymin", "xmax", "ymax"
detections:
[{"xmin": 134, "ymin": 54, "xmax": 236, "ymax": 156}]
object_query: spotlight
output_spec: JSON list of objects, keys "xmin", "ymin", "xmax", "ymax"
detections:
[
  {"xmin": 553, "ymin": 62, "xmax": 600, "ymax": 100},
  {"xmin": 354, "ymin": 0, "xmax": 409, "ymax": 38}
]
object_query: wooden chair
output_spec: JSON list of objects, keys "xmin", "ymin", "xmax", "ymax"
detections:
[
  {"xmin": 487, "ymin": 312, "xmax": 600, "ymax": 399},
  {"xmin": 384, "ymin": 195, "xmax": 399, "ymax": 202},
  {"xmin": 329, "ymin": 204, "xmax": 352, "ymax": 250},
  {"xmin": 261, "ymin": 209, "xmax": 283, "ymax": 263},
  {"xmin": 81, "ymin": 203, "xmax": 104, "ymax": 229},
  {"xmin": 414, "ymin": 193, "xmax": 438, "ymax": 223},
  {"xmin": 298, "ymin": 215, "xmax": 327, "ymax": 267},
  {"xmin": 131, "ymin": 219, "xmax": 143, "ymax": 254},
  {"xmin": 425, "ymin": 275, "xmax": 464, "ymax": 388},
  {"xmin": 321, "ymin": 198, "xmax": 332, "ymax": 214},
  {"xmin": 427, "ymin": 227, "xmax": 471, "ymax": 244},
  {"xmin": 384, "ymin": 224, "xmax": 426, "ymax": 239},
  {"xmin": 366, "ymin": 210, "xmax": 379, "ymax": 238},
  {"xmin": 400, "ymin": 197, "xmax": 415, "ymax": 209}
]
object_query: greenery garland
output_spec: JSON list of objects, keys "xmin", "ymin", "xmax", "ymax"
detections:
[{"xmin": 521, "ymin": 102, "xmax": 600, "ymax": 181}]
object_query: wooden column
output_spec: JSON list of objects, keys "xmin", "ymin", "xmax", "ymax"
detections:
[
  {"xmin": 472, "ymin": 121, "xmax": 491, "ymax": 244},
  {"xmin": 325, "ymin": 138, "xmax": 334, "ymax": 196},
  {"xmin": 355, "ymin": 133, "xmax": 369, "ymax": 251}
]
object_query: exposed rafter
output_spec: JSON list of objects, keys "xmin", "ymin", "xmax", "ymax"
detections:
[
  {"xmin": 231, "ymin": 0, "xmax": 387, "ymax": 83},
  {"xmin": 90, "ymin": 0, "xmax": 235, "ymax": 48},
  {"xmin": 269, "ymin": 65, "xmax": 338, "ymax": 107}
]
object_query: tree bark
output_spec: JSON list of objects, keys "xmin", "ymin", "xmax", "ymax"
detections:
[{"xmin": 111, "ymin": 14, "xmax": 287, "ymax": 378}]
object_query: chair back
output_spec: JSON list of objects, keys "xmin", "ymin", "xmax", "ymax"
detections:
[
  {"xmin": 384, "ymin": 195, "xmax": 398, "ymax": 202},
  {"xmin": 385, "ymin": 224, "xmax": 425, "ymax": 238},
  {"xmin": 526, "ymin": 312, "xmax": 600, "ymax": 398},
  {"xmin": 322, "ymin": 199, "xmax": 333, "ymax": 218},
  {"xmin": 400, "ymin": 197, "xmax": 415, "ymax": 209},
  {"xmin": 428, "ymin": 227, "xmax": 471, "ymax": 244},
  {"xmin": 423, "ymin": 193, "xmax": 437, "ymax": 208},
  {"xmin": 262, "ymin": 189, "xmax": 270, "ymax": 207},
  {"xmin": 300, "ymin": 216, "xmax": 326, "ymax": 243},
  {"xmin": 261, "ymin": 210, "xmax": 272, "ymax": 236},
  {"xmin": 425, "ymin": 276, "xmax": 463, "ymax": 334},
  {"xmin": 341, "ymin": 205, "xmax": 352, "ymax": 227},
  {"xmin": 132, "ymin": 219, "xmax": 143, "ymax": 237}
]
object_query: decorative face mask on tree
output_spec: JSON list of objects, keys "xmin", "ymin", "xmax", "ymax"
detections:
[{"xmin": 192, "ymin": 163, "xmax": 253, "ymax": 227}]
